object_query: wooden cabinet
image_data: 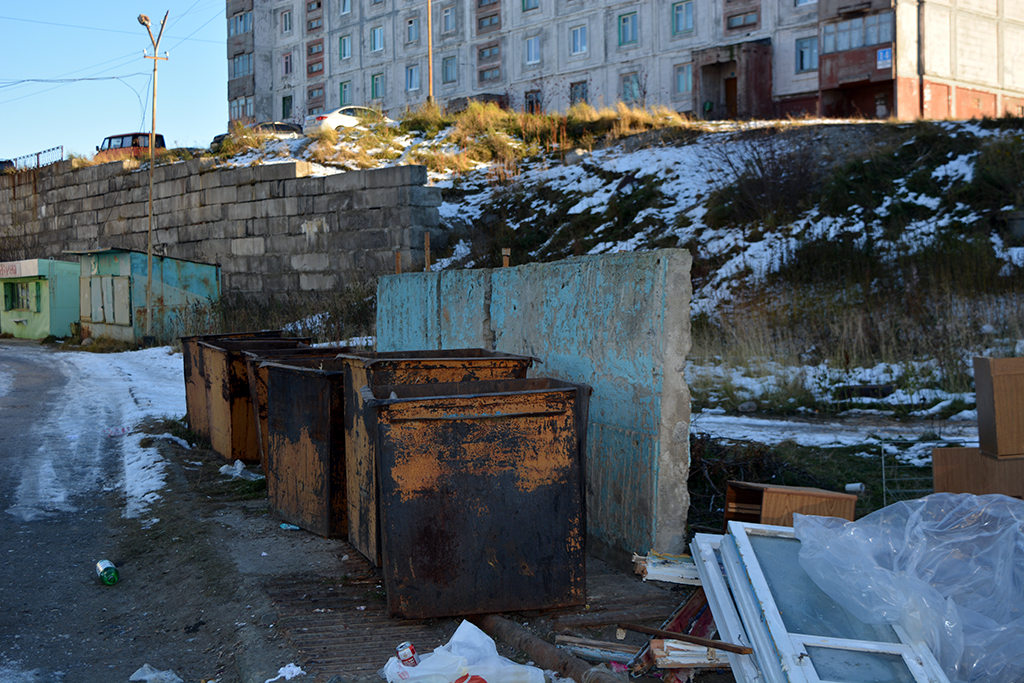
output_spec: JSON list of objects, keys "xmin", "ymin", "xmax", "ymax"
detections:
[
  {"xmin": 974, "ymin": 357, "xmax": 1024, "ymax": 458},
  {"xmin": 724, "ymin": 481, "xmax": 857, "ymax": 529},
  {"xmin": 932, "ymin": 447, "xmax": 1024, "ymax": 498}
]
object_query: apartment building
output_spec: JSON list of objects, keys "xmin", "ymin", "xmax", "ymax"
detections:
[{"xmin": 224, "ymin": 0, "xmax": 1024, "ymax": 124}]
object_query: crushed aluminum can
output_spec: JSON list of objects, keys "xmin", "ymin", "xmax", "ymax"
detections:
[{"xmin": 397, "ymin": 641, "xmax": 420, "ymax": 667}]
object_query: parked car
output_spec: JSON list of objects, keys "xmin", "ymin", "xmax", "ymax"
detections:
[
  {"xmin": 95, "ymin": 133, "xmax": 166, "ymax": 162},
  {"xmin": 210, "ymin": 121, "xmax": 302, "ymax": 152},
  {"xmin": 302, "ymin": 106, "xmax": 394, "ymax": 135}
]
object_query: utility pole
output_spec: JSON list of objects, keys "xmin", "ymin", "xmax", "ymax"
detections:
[
  {"xmin": 427, "ymin": 0, "xmax": 434, "ymax": 103},
  {"xmin": 139, "ymin": 11, "xmax": 169, "ymax": 342}
]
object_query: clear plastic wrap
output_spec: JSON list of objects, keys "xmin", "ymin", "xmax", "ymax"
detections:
[{"xmin": 794, "ymin": 493, "xmax": 1024, "ymax": 683}]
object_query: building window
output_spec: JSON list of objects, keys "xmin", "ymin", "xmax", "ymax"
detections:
[
  {"xmin": 407, "ymin": 17, "xmax": 420, "ymax": 42},
  {"xmin": 371, "ymin": 26, "xmax": 384, "ymax": 51},
  {"xmin": 373, "ymin": 0, "xmax": 384, "ymax": 4},
  {"xmin": 282, "ymin": 10, "xmax": 292, "ymax": 33},
  {"xmin": 371, "ymin": 73, "xmax": 384, "ymax": 99},
  {"xmin": 231, "ymin": 53, "xmax": 253, "ymax": 78},
  {"xmin": 406, "ymin": 64, "xmax": 421, "ymax": 91},
  {"xmin": 340, "ymin": 0, "xmax": 351, "ymax": 14},
  {"xmin": 308, "ymin": 18, "xmax": 323, "ymax": 30},
  {"xmin": 822, "ymin": 12, "xmax": 892, "ymax": 53},
  {"xmin": 619, "ymin": 13, "xmax": 638, "ymax": 45},
  {"xmin": 727, "ymin": 11, "xmax": 758, "ymax": 28},
  {"xmin": 479, "ymin": 14, "xmax": 500, "ymax": 31},
  {"xmin": 308, "ymin": 61, "xmax": 323, "ymax": 74},
  {"xmin": 282, "ymin": 95, "xmax": 293, "ymax": 119},
  {"xmin": 307, "ymin": 1, "xmax": 321, "ymax": 10},
  {"xmin": 442, "ymin": 55, "xmax": 458, "ymax": 83},
  {"xmin": 570, "ymin": 81, "xmax": 588, "ymax": 106},
  {"xmin": 523, "ymin": 0, "xmax": 539, "ymax": 10},
  {"xmin": 308, "ymin": 42, "xmax": 323, "ymax": 56},
  {"xmin": 340, "ymin": 35, "xmax": 352, "ymax": 59},
  {"xmin": 309, "ymin": 106, "xmax": 324, "ymax": 115},
  {"xmin": 672, "ymin": 1, "xmax": 693, "ymax": 34},
  {"xmin": 479, "ymin": 45, "xmax": 500, "ymax": 61},
  {"xmin": 341, "ymin": 81, "xmax": 352, "ymax": 105},
  {"xmin": 479, "ymin": 66, "xmax": 500, "ymax": 83},
  {"xmin": 479, "ymin": 0, "xmax": 498, "ymax": 5},
  {"xmin": 621, "ymin": 72, "xmax": 641, "ymax": 104},
  {"xmin": 309, "ymin": 86, "xmax": 324, "ymax": 99},
  {"xmin": 525, "ymin": 90, "xmax": 541, "ymax": 114},
  {"xmin": 283, "ymin": 52, "xmax": 293, "ymax": 75},
  {"xmin": 571, "ymin": 25, "xmax": 587, "ymax": 55},
  {"xmin": 228, "ymin": 11, "xmax": 252, "ymax": 36},
  {"xmin": 795, "ymin": 0, "xmax": 815, "ymax": 5},
  {"xmin": 796, "ymin": 36, "xmax": 818, "ymax": 72},
  {"xmin": 229, "ymin": 96, "xmax": 254, "ymax": 120},
  {"xmin": 442, "ymin": 6, "xmax": 455, "ymax": 32},
  {"xmin": 525, "ymin": 36, "xmax": 540, "ymax": 65},
  {"xmin": 675, "ymin": 63, "xmax": 692, "ymax": 93},
  {"xmin": 3, "ymin": 282, "xmax": 34, "ymax": 311}
]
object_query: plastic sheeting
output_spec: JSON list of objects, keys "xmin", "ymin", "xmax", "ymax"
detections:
[{"xmin": 794, "ymin": 493, "xmax": 1024, "ymax": 683}]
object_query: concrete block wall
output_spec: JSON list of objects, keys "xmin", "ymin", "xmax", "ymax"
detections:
[
  {"xmin": 376, "ymin": 250, "xmax": 693, "ymax": 561},
  {"xmin": 0, "ymin": 159, "xmax": 441, "ymax": 298}
]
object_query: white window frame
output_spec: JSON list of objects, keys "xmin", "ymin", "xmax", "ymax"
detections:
[
  {"xmin": 714, "ymin": 523, "xmax": 951, "ymax": 683},
  {"xmin": 340, "ymin": 0, "xmax": 351, "ymax": 14},
  {"xmin": 525, "ymin": 36, "xmax": 540, "ymax": 65},
  {"xmin": 796, "ymin": 36, "xmax": 818, "ymax": 72},
  {"xmin": 442, "ymin": 6, "xmax": 455, "ymax": 32},
  {"xmin": 371, "ymin": 26, "xmax": 384, "ymax": 51},
  {"xmin": 675, "ymin": 63, "xmax": 692, "ymax": 94},
  {"xmin": 282, "ymin": 10, "xmax": 292, "ymax": 33},
  {"xmin": 619, "ymin": 12, "xmax": 638, "ymax": 45},
  {"xmin": 406, "ymin": 64, "xmax": 420, "ymax": 91},
  {"xmin": 523, "ymin": 0, "xmax": 539, "ymax": 10},
  {"xmin": 407, "ymin": 17, "xmax": 420, "ymax": 42},
  {"xmin": 672, "ymin": 1, "xmax": 693, "ymax": 34},
  {"xmin": 570, "ymin": 25, "xmax": 587, "ymax": 55},
  {"xmin": 340, "ymin": 80, "xmax": 352, "ymax": 105},
  {"xmin": 795, "ymin": 0, "xmax": 816, "ymax": 6},
  {"xmin": 340, "ymin": 34, "xmax": 352, "ymax": 59}
]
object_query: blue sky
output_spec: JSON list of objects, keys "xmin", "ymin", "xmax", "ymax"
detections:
[{"xmin": 0, "ymin": 1, "xmax": 227, "ymax": 161}]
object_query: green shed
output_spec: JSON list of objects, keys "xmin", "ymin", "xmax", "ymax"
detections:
[{"xmin": 0, "ymin": 259, "xmax": 81, "ymax": 340}]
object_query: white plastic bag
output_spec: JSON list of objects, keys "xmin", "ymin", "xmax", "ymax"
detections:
[{"xmin": 382, "ymin": 621, "xmax": 544, "ymax": 683}]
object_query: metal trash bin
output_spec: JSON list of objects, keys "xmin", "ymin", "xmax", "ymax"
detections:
[
  {"xmin": 243, "ymin": 348, "xmax": 359, "ymax": 473},
  {"xmin": 199, "ymin": 337, "xmax": 311, "ymax": 463},
  {"xmin": 338, "ymin": 349, "xmax": 535, "ymax": 566},
  {"xmin": 181, "ymin": 330, "xmax": 285, "ymax": 439},
  {"xmin": 364, "ymin": 377, "xmax": 590, "ymax": 619},
  {"xmin": 262, "ymin": 359, "xmax": 350, "ymax": 537}
]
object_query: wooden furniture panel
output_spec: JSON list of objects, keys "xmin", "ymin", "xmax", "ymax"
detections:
[
  {"xmin": 974, "ymin": 356, "xmax": 1024, "ymax": 458},
  {"xmin": 724, "ymin": 481, "xmax": 856, "ymax": 529},
  {"xmin": 932, "ymin": 447, "xmax": 1024, "ymax": 498}
]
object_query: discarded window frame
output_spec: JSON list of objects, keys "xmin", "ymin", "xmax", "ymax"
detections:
[{"xmin": 692, "ymin": 522, "xmax": 950, "ymax": 683}]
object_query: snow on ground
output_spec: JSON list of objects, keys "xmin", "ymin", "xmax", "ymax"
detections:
[{"xmin": 3, "ymin": 346, "xmax": 185, "ymax": 526}]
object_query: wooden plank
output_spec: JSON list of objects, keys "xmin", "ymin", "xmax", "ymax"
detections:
[
  {"xmin": 650, "ymin": 639, "xmax": 731, "ymax": 669},
  {"xmin": 553, "ymin": 606, "xmax": 674, "ymax": 630},
  {"xmin": 554, "ymin": 635, "xmax": 640, "ymax": 655},
  {"xmin": 618, "ymin": 623, "xmax": 753, "ymax": 655}
]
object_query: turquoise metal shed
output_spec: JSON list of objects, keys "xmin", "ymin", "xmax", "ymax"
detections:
[
  {"xmin": 0, "ymin": 259, "xmax": 81, "ymax": 340},
  {"xmin": 68, "ymin": 248, "xmax": 220, "ymax": 344}
]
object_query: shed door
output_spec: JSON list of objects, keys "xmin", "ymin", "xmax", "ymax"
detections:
[
  {"xmin": 100, "ymin": 276, "xmax": 114, "ymax": 323},
  {"xmin": 79, "ymin": 278, "xmax": 92, "ymax": 322},
  {"xmin": 112, "ymin": 277, "xmax": 131, "ymax": 326},
  {"xmin": 90, "ymin": 276, "xmax": 104, "ymax": 322}
]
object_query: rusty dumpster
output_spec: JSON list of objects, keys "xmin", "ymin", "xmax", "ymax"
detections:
[
  {"xmin": 263, "ymin": 359, "xmax": 350, "ymax": 537},
  {"xmin": 243, "ymin": 348, "xmax": 359, "ymax": 473},
  {"xmin": 338, "ymin": 349, "xmax": 535, "ymax": 566},
  {"xmin": 199, "ymin": 337, "xmax": 311, "ymax": 463},
  {"xmin": 181, "ymin": 330, "xmax": 285, "ymax": 439},
  {"xmin": 363, "ymin": 377, "xmax": 590, "ymax": 619}
]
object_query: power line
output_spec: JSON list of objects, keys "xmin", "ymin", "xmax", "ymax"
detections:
[
  {"xmin": 0, "ymin": 74, "xmax": 149, "ymax": 89},
  {"xmin": 0, "ymin": 14, "xmax": 222, "ymax": 44}
]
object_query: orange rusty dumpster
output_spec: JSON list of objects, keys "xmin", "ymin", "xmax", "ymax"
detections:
[
  {"xmin": 243, "ymin": 348, "xmax": 359, "ymax": 472},
  {"xmin": 363, "ymin": 377, "xmax": 590, "ymax": 619},
  {"xmin": 199, "ymin": 337, "xmax": 311, "ymax": 463},
  {"xmin": 181, "ymin": 330, "xmax": 286, "ymax": 439},
  {"xmin": 262, "ymin": 359, "xmax": 351, "ymax": 537},
  {"xmin": 338, "ymin": 349, "xmax": 535, "ymax": 566}
]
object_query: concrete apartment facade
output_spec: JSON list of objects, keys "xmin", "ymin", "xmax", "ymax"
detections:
[{"xmin": 224, "ymin": 0, "xmax": 1024, "ymax": 123}]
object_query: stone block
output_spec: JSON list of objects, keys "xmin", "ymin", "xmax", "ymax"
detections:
[
  {"xmin": 76, "ymin": 223, "xmax": 100, "ymax": 240},
  {"xmin": 224, "ymin": 272, "xmax": 263, "ymax": 293},
  {"xmin": 205, "ymin": 186, "xmax": 238, "ymax": 205},
  {"xmin": 411, "ymin": 185, "xmax": 443, "ymax": 208},
  {"xmin": 323, "ymin": 171, "xmax": 367, "ymax": 193},
  {"xmin": 255, "ymin": 162, "xmax": 311, "ymax": 182},
  {"xmin": 290, "ymin": 253, "xmax": 331, "ymax": 271},
  {"xmin": 254, "ymin": 181, "xmax": 281, "ymax": 201},
  {"xmin": 261, "ymin": 272, "xmax": 300, "ymax": 292},
  {"xmin": 299, "ymin": 272, "xmax": 337, "ymax": 291},
  {"xmin": 220, "ymin": 166, "xmax": 257, "ymax": 187},
  {"xmin": 291, "ymin": 177, "xmax": 325, "ymax": 197},
  {"xmin": 237, "ymin": 184, "xmax": 256, "ymax": 203},
  {"xmin": 267, "ymin": 234, "xmax": 306, "ymax": 253},
  {"xmin": 227, "ymin": 202, "xmax": 257, "ymax": 221},
  {"xmin": 364, "ymin": 165, "xmax": 427, "ymax": 188},
  {"xmin": 232, "ymin": 236, "xmax": 265, "ymax": 256}
]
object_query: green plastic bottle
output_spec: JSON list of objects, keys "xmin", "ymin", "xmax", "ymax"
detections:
[{"xmin": 95, "ymin": 560, "xmax": 119, "ymax": 585}]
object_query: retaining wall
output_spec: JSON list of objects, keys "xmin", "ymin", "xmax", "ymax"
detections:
[
  {"xmin": 0, "ymin": 159, "xmax": 440, "ymax": 297},
  {"xmin": 376, "ymin": 249, "xmax": 693, "ymax": 561}
]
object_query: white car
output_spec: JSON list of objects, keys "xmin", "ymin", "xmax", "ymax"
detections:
[{"xmin": 302, "ymin": 106, "xmax": 394, "ymax": 135}]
